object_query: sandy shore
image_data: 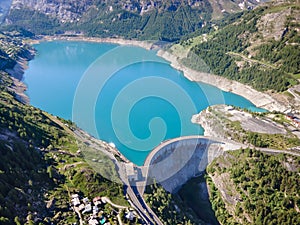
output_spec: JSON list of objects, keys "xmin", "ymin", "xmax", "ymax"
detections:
[{"xmin": 25, "ymin": 35, "xmax": 290, "ymax": 112}]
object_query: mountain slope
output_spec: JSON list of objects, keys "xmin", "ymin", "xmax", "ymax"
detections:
[
  {"xmin": 0, "ymin": 32, "xmax": 126, "ymax": 224},
  {"xmin": 174, "ymin": 0, "xmax": 300, "ymax": 92},
  {"xmin": 206, "ymin": 148, "xmax": 300, "ymax": 225},
  {"xmin": 0, "ymin": 0, "xmax": 12, "ymax": 24},
  {"xmin": 4, "ymin": 0, "xmax": 264, "ymax": 41}
]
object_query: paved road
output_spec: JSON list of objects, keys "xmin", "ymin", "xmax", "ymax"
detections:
[
  {"xmin": 144, "ymin": 135, "xmax": 300, "ymax": 169},
  {"xmin": 126, "ymin": 185, "xmax": 155, "ymax": 224},
  {"xmin": 65, "ymin": 123, "xmax": 300, "ymax": 225},
  {"xmin": 125, "ymin": 184, "xmax": 165, "ymax": 225},
  {"xmin": 73, "ymin": 206, "xmax": 84, "ymax": 225},
  {"xmin": 130, "ymin": 185, "xmax": 164, "ymax": 225},
  {"xmin": 117, "ymin": 214, "xmax": 123, "ymax": 225}
]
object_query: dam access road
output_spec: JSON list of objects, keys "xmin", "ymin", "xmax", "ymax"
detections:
[{"xmin": 71, "ymin": 123, "xmax": 300, "ymax": 225}]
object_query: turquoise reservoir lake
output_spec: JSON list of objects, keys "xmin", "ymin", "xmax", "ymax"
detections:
[{"xmin": 24, "ymin": 41, "xmax": 264, "ymax": 165}]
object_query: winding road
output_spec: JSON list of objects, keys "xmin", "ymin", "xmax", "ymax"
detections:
[{"xmin": 55, "ymin": 115, "xmax": 300, "ymax": 225}]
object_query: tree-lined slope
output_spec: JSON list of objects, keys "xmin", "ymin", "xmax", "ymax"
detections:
[
  {"xmin": 0, "ymin": 32, "xmax": 126, "ymax": 224},
  {"xmin": 206, "ymin": 148, "xmax": 300, "ymax": 225},
  {"xmin": 4, "ymin": 0, "xmax": 264, "ymax": 41},
  {"xmin": 179, "ymin": 0, "xmax": 300, "ymax": 92}
]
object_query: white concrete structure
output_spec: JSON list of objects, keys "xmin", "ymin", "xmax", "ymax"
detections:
[{"xmin": 125, "ymin": 163, "xmax": 138, "ymax": 181}]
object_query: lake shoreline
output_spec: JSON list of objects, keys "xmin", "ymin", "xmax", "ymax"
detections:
[
  {"xmin": 156, "ymin": 50, "xmax": 289, "ymax": 113},
  {"xmin": 27, "ymin": 35, "xmax": 154, "ymax": 50},
  {"xmin": 18, "ymin": 36, "xmax": 294, "ymax": 166},
  {"xmin": 27, "ymin": 35, "xmax": 289, "ymax": 113},
  {"xmin": 5, "ymin": 49, "xmax": 35, "ymax": 104}
]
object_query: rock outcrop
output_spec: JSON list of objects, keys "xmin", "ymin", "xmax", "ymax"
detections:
[{"xmin": 8, "ymin": 0, "xmax": 263, "ymax": 23}]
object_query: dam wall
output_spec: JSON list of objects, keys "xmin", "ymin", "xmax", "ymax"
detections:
[{"xmin": 145, "ymin": 137, "xmax": 224, "ymax": 193}]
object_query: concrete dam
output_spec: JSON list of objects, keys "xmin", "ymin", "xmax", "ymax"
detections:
[{"xmin": 141, "ymin": 136, "xmax": 227, "ymax": 193}]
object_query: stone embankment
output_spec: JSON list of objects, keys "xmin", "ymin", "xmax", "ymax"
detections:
[
  {"xmin": 29, "ymin": 35, "xmax": 154, "ymax": 50},
  {"xmin": 5, "ymin": 49, "xmax": 35, "ymax": 104},
  {"xmin": 157, "ymin": 50, "xmax": 289, "ymax": 113}
]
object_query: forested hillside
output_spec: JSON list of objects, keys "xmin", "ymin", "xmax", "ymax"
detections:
[
  {"xmin": 206, "ymin": 149, "xmax": 300, "ymax": 225},
  {"xmin": 0, "ymin": 31, "xmax": 33, "ymax": 71},
  {"xmin": 144, "ymin": 181, "xmax": 204, "ymax": 225},
  {"xmin": 178, "ymin": 0, "xmax": 300, "ymax": 92},
  {"xmin": 0, "ymin": 32, "xmax": 125, "ymax": 224},
  {"xmin": 0, "ymin": 1, "xmax": 299, "ymax": 224},
  {"xmin": 3, "ymin": 0, "xmax": 263, "ymax": 41}
]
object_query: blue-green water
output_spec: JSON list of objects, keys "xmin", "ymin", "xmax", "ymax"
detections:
[{"xmin": 24, "ymin": 41, "xmax": 264, "ymax": 165}]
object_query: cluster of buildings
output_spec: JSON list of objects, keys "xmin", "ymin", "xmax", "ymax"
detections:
[
  {"xmin": 71, "ymin": 194, "xmax": 110, "ymax": 225},
  {"xmin": 286, "ymin": 113, "xmax": 300, "ymax": 127},
  {"xmin": 71, "ymin": 194, "xmax": 137, "ymax": 225}
]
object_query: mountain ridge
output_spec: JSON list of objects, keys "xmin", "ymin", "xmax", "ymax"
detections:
[
  {"xmin": 4, "ymin": 0, "xmax": 265, "ymax": 41},
  {"xmin": 9, "ymin": 0, "xmax": 261, "ymax": 22},
  {"xmin": 170, "ymin": 0, "xmax": 300, "ymax": 96},
  {"xmin": 0, "ymin": 0, "xmax": 299, "ymax": 224}
]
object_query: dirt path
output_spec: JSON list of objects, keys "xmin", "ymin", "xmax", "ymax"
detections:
[{"xmin": 227, "ymin": 52, "xmax": 277, "ymax": 69}]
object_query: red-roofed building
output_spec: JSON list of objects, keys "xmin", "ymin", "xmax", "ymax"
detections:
[{"xmin": 93, "ymin": 196, "xmax": 102, "ymax": 206}]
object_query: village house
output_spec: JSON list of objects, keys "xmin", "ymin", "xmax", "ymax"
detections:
[
  {"xmin": 88, "ymin": 218, "xmax": 99, "ymax": 225},
  {"xmin": 71, "ymin": 194, "xmax": 80, "ymax": 206},
  {"xmin": 83, "ymin": 203, "xmax": 92, "ymax": 214},
  {"xmin": 125, "ymin": 211, "xmax": 135, "ymax": 221},
  {"xmin": 93, "ymin": 196, "xmax": 102, "ymax": 206},
  {"xmin": 286, "ymin": 113, "xmax": 300, "ymax": 127}
]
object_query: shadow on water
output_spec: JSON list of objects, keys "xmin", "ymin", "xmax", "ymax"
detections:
[{"xmin": 178, "ymin": 174, "xmax": 220, "ymax": 225}]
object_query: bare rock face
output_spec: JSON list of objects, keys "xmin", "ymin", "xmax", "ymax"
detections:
[
  {"xmin": 259, "ymin": 8, "xmax": 292, "ymax": 41},
  {"xmin": 9, "ymin": 0, "xmax": 263, "ymax": 23},
  {"xmin": 11, "ymin": 0, "xmax": 95, "ymax": 23},
  {"xmin": 0, "ymin": 0, "xmax": 12, "ymax": 23}
]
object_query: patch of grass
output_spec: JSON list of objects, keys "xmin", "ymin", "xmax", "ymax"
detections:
[
  {"xmin": 283, "ymin": 91, "xmax": 295, "ymax": 98},
  {"xmin": 292, "ymin": 73, "xmax": 300, "ymax": 79},
  {"xmin": 288, "ymin": 77, "xmax": 299, "ymax": 86},
  {"xmin": 272, "ymin": 113, "xmax": 293, "ymax": 125},
  {"xmin": 264, "ymin": 3, "xmax": 299, "ymax": 14},
  {"xmin": 81, "ymin": 145, "xmax": 121, "ymax": 184}
]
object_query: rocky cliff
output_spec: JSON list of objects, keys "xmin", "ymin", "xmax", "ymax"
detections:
[
  {"xmin": 0, "ymin": 0, "xmax": 12, "ymax": 24},
  {"xmin": 5, "ymin": 0, "xmax": 264, "ymax": 41},
  {"xmin": 9, "ymin": 0, "xmax": 261, "ymax": 23}
]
